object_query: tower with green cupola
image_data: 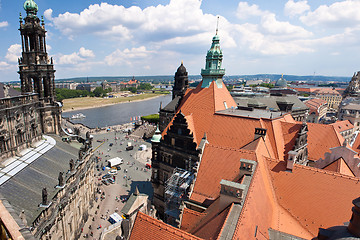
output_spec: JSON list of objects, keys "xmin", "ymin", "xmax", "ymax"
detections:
[
  {"xmin": 201, "ymin": 23, "xmax": 225, "ymax": 89},
  {"xmin": 18, "ymin": 0, "xmax": 56, "ymax": 103},
  {"xmin": 18, "ymin": 0, "xmax": 61, "ymax": 134}
]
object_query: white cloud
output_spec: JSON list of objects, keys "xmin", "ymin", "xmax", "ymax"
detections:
[
  {"xmin": 79, "ymin": 47, "xmax": 94, "ymax": 58},
  {"xmin": 0, "ymin": 21, "xmax": 8, "ymax": 28},
  {"xmin": 46, "ymin": 0, "xmax": 212, "ymax": 43},
  {"xmin": 57, "ymin": 47, "xmax": 95, "ymax": 65},
  {"xmin": 236, "ymin": 2, "xmax": 266, "ymax": 19},
  {"xmin": 0, "ymin": 61, "xmax": 10, "ymax": 70},
  {"xmin": 105, "ymin": 46, "xmax": 151, "ymax": 66},
  {"xmin": 260, "ymin": 13, "xmax": 312, "ymax": 39},
  {"xmin": 300, "ymin": 1, "xmax": 360, "ymax": 27},
  {"xmin": 284, "ymin": 0, "xmax": 310, "ymax": 17},
  {"xmin": 44, "ymin": 9, "xmax": 53, "ymax": 21},
  {"xmin": 5, "ymin": 44, "xmax": 21, "ymax": 62}
]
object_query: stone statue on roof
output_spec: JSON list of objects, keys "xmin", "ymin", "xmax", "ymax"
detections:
[
  {"xmin": 69, "ymin": 158, "xmax": 75, "ymax": 171},
  {"xmin": 3, "ymin": 84, "xmax": 9, "ymax": 98},
  {"xmin": 42, "ymin": 187, "xmax": 47, "ymax": 205},
  {"xmin": 58, "ymin": 172, "xmax": 63, "ymax": 186}
]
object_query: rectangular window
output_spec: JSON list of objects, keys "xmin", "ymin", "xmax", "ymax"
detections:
[{"xmin": 224, "ymin": 101, "xmax": 228, "ymax": 109}]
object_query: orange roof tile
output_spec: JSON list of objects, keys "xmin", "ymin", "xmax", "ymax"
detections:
[
  {"xmin": 330, "ymin": 120, "xmax": 354, "ymax": 133},
  {"xmin": 190, "ymin": 145, "xmax": 257, "ymax": 203},
  {"xmin": 180, "ymin": 208, "xmax": 205, "ymax": 232},
  {"xmin": 267, "ymin": 158, "xmax": 360, "ymax": 236},
  {"xmin": 307, "ymin": 123, "xmax": 344, "ymax": 161},
  {"xmin": 233, "ymin": 138, "xmax": 313, "ymax": 239},
  {"xmin": 129, "ymin": 212, "xmax": 203, "ymax": 240},
  {"xmin": 323, "ymin": 157, "xmax": 355, "ymax": 177},
  {"xmin": 191, "ymin": 203, "xmax": 232, "ymax": 240}
]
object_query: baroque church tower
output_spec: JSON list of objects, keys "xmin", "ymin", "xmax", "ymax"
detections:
[{"xmin": 18, "ymin": 0, "xmax": 61, "ymax": 134}]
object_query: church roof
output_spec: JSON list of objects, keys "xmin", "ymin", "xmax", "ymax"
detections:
[{"xmin": 0, "ymin": 135, "xmax": 80, "ymax": 223}]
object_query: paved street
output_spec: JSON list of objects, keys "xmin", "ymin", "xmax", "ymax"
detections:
[{"xmin": 79, "ymin": 126, "xmax": 153, "ymax": 239}]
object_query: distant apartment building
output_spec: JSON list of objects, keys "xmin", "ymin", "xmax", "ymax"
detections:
[
  {"xmin": 304, "ymin": 98, "xmax": 328, "ymax": 123},
  {"xmin": 76, "ymin": 83, "xmax": 97, "ymax": 92},
  {"xmin": 314, "ymin": 88, "xmax": 342, "ymax": 109},
  {"xmin": 55, "ymin": 82, "xmax": 78, "ymax": 90}
]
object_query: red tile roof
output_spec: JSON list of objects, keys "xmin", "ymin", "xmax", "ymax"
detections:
[
  {"xmin": 307, "ymin": 123, "xmax": 344, "ymax": 161},
  {"xmin": 330, "ymin": 120, "xmax": 354, "ymax": 133},
  {"xmin": 180, "ymin": 208, "xmax": 205, "ymax": 232},
  {"xmin": 190, "ymin": 144, "xmax": 257, "ymax": 203},
  {"xmin": 267, "ymin": 158, "xmax": 360, "ymax": 236},
  {"xmin": 129, "ymin": 212, "xmax": 202, "ymax": 240}
]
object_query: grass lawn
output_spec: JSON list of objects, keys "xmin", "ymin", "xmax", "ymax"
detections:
[{"xmin": 62, "ymin": 93, "xmax": 166, "ymax": 111}]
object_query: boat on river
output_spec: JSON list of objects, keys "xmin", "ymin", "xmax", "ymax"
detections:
[{"xmin": 71, "ymin": 113, "xmax": 86, "ymax": 119}]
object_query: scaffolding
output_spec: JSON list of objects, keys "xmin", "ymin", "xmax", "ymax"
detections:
[{"xmin": 164, "ymin": 168, "xmax": 194, "ymax": 226}]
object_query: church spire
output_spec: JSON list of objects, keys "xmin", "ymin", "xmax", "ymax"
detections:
[{"xmin": 201, "ymin": 17, "xmax": 225, "ymax": 88}]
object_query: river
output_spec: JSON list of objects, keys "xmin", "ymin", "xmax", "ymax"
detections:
[{"xmin": 62, "ymin": 94, "xmax": 172, "ymax": 128}]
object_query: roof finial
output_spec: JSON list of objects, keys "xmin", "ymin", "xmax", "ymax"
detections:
[
  {"xmin": 181, "ymin": 60, "xmax": 183, "ymax": 65},
  {"xmin": 216, "ymin": 16, "xmax": 219, "ymax": 35},
  {"xmin": 281, "ymin": 73, "xmax": 283, "ymax": 78}
]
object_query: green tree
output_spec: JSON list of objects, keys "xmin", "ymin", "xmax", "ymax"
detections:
[
  {"xmin": 137, "ymin": 83, "xmax": 153, "ymax": 90},
  {"xmin": 92, "ymin": 87, "xmax": 107, "ymax": 97},
  {"xmin": 127, "ymin": 87, "xmax": 137, "ymax": 93}
]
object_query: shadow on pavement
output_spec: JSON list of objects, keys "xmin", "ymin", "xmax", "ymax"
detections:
[{"xmin": 129, "ymin": 181, "xmax": 154, "ymax": 200}]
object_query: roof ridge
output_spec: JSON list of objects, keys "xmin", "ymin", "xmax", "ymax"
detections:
[
  {"xmin": 206, "ymin": 144, "xmax": 255, "ymax": 154},
  {"xmin": 293, "ymin": 163, "xmax": 360, "ymax": 181}
]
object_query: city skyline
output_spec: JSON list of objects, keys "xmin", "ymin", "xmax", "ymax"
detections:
[{"xmin": 1, "ymin": 0, "xmax": 360, "ymax": 82}]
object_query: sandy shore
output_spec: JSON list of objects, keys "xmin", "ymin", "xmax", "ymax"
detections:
[{"xmin": 62, "ymin": 94, "xmax": 165, "ymax": 113}]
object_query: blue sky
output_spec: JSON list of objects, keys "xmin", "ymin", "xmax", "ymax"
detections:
[{"xmin": 0, "ymin": 0, "xmax": 360, "ymax": 82}]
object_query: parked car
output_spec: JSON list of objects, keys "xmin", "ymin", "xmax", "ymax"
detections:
[
  {"xmin": 126, "ymin": 146, "xmax": 134, "ymax": 151},
  {"xmin": 102, "ymin": 179, "xmax": 110, "ymax": 185},
  {"xmin": 116, "ymin": 166, "xmax": 121, "ymax": 170},
  {"xmin": 109, "ymin": 169, "xmax": 117, "ymax": 175},
  {"xmin": 108, "ymin": 178, "xmax": 115, "ymax": 184},
  {"xmin": 102, "ymin": 174, "xmax": 112, "ymax": 179}
]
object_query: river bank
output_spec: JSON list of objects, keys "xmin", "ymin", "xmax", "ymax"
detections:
[
  {"xmin": 62, "ymin": 93, "xmax": 167, "ymax": 112},
  {"xmin": 61, "ymin": 94, "xmax": 172, "ymax": 128}
]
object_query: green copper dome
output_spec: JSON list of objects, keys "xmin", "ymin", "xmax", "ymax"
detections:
[
  {"xmin": 151, "ymin": 127, "xmax": 162, "ymax": 143},
  {"xmin": 24, "ymin": 0, "xmax": 38, "ymax": 16}
]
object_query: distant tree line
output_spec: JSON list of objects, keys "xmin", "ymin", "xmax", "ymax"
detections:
[{"xmin": 55, "ymin": 87, "xmax": 112, "ymax": 101}]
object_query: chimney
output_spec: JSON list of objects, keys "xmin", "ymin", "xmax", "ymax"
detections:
[
  {"xmin": 254, "ymin": 128, "xmax": 267, "ymax": 140},
  {"xmin": 239, "ymin": 159, "xmax": 255, "ymax": 178},
  {"xmin": 287, "ymin": 151, "xmax": 297, "ymax": 171},
  {"xmin": 219, "ymin": 179, "xmax": 245, "ymax": 209},
  {"xmin": 348, "ymin": 197, "xmax": 360, "ymax": 237}
]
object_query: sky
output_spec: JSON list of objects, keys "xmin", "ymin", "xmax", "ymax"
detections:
[{"xmin": 0, "ymin": 0, "xmax": 360, "ymax": 82}]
